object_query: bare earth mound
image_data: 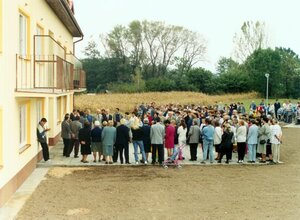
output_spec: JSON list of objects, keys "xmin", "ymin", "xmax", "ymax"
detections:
[{"xmin": 17, "ymin": 128, "xmax": 300, "ymax": 220}]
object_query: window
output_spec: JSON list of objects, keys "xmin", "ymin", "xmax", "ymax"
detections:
[
  {"xmin": 36, "ymin": 24, "xmax": 44, "ymax": 57},
  {"xmin": 36, "ymin": 100, "xmax": 43, "ymax": 124},
  {"xmin": 0, "ymin": 0, "xmax": 3, "ymax": 53},
  {"xmin": 19, "ymin": 103, "xmax": 30, "ymax": 149},
  {"xmin": 19, "ymin": 9, "xmax": 30, "ymax": 57},
  {"xmin": 57, "ymin": 97, "xmax": 62, "ymax": 123}
]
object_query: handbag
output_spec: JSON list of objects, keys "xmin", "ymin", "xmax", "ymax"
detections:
[{"xmin": 259, "ymin": 139, "xmax": 266, "ymax": 144}]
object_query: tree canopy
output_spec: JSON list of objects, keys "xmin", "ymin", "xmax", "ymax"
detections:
[{"xmin": 82, "ymin": 20, "xmax": 300, "ymax": 98}]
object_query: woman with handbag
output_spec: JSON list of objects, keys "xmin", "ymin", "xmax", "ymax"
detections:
[{"xmin": 257, "ymin": 117, "xmax": 271, "ymax": 163}]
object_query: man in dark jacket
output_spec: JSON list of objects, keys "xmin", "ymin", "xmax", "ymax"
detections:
[
  {"xmin": 61, "ymin": 114, "xmax": 71, "ymax": 157},
  {"xmin": 114, "ymin": 118, "xmax": 130, "ymax": 164}
]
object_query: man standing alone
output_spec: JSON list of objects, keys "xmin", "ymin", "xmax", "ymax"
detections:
[{"xmin": 37, "ymin": 118, "xmax": 51, "ymax": 162}]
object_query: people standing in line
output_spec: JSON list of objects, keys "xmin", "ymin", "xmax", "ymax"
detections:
[
  {"xmin": 101, "ymin": 120, "xmax": 116, "ymax": 164},
  {"xmin": 114, "ymin": 118, "xmax": 130, "ymax": 164},
  {"xmin": 177, "ymin": 119, "xmax": 187, "ymax": 160},
  {"xmin": 201, "ymin": 118, "xmax": 215, "ymax": 164},
  {"xmin": 91, "ymin": 120, "xmax": 102, "ymax": 162},
  {"xmin": 188, "ymin": 119, "xmax": 200, "ymax": 161},
  {"xmin": 247, "ymin": 119, "xmax": 259, "ymax": 163},
  {"xmin": 213, "ymin": 120, "xmax": 222, "ymax": 161},
  {"xmin": 164, "ymin": 119, "xmax": 175, "ymax": 157},
  {"xmin": 257, "ymin": 117, "xmax": 271, "ymax": 163},
  {"xmin": 218, "ymin": 123, "xmax": 234, "ymax": 164},
  {"xmin": 150, "ymin": 118, "xmax": 165, "ymax": 165},
  {"xmin": 142, "ymin": 118, "xmax": 151, "ymax": 162},
  {"xmin": 61, "ymin": 113, "xmax": 71, "ymax": 157},
  {"xmin": 131, "ymin": 119, "xmax": 147, "ymax": 164},
  {"xmin": 78, "ymin": 121, "xmax": 91, "ymax": 163},
  {"xmin": 69, "ymin": 116, "xmax": 82, "ymax": 158},
  {"xmin": 37, "ymin": 118, "xmax": 51, "ymax": 162},
  {"xmin": 270, "ymin": 119, "xmax": 282, "ymax": 164},
  {"xmin": 236, "ymin": 120, "xmax": 247, "ymax": 163}
]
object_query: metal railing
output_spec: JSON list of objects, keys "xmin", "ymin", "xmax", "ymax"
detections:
[{"xmin": 15, "ymin": 35, "xmax": 86, "ymax": 93}]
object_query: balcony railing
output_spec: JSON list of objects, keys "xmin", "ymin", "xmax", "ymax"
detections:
[{"xmin": 15, "ymin": 35, "xmax": 86, "ymax": 93}]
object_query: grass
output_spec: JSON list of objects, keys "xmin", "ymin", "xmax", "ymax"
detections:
[{"xmin": 74, "ymin": 91, "xmax": 259, "ymax": 113}]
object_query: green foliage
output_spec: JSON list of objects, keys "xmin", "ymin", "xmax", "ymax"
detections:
[{"xmin": 81, "ymin": 20, "xmax": 300, "ymax": 98}]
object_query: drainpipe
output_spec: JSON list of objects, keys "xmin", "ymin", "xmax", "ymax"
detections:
[{"xmin": 73, "ymin": 36, "xmax": 83, "ymax": 55}]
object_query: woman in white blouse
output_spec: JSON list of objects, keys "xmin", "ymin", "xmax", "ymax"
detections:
[{"xmin": 236, "ymin": 119, "xmax": 247, "ymax": 163}]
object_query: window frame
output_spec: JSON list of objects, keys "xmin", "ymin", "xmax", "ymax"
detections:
[
  {"xmin": 19, "ymin": 102, "xmax": 31, "ymax": 152},
  {"xmin": 18, "ymin": 8, "xmax": 30, "ymax": 59}
]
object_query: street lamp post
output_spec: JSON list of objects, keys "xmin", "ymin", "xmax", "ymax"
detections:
[{"xmin": 265, "ymin": 73, "xmax": 270, "ymax": 108}]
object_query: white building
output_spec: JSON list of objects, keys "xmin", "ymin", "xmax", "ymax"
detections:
[{"xmin": 0, "ymin": 0, "xmax": 85, "ymax": 206}]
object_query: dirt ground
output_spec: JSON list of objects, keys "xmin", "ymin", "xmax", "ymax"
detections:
[{"xmin": 17, "ymin": 128, "xmax": 300, "ymax": 220}]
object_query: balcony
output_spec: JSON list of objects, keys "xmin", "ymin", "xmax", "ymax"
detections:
[{"xmin": 15, "ymin": 35, "xmax": 86, "ymax": 94}]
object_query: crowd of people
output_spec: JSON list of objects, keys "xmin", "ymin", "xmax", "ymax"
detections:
[{"xmin": 55, "ymin": 99, "xmax": 299, "ymax": 166}]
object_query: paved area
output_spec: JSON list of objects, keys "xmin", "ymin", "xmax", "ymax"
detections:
[
  {"xmin": 0, "ymin": 139, "xmax": 276, "ymax": 220},
  {"xmin": 0, "ymin": 168, "xmax": 49, "ymax": 220}
]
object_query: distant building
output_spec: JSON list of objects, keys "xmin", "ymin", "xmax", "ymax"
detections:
[{"xmin": 0, "ymin": 0, "xmax": 85, "ymax": 206}]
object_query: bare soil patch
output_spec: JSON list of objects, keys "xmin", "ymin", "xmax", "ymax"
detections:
[{"xmin": 17, "ymin": 128, "xmax": 300, "ymax": 220}]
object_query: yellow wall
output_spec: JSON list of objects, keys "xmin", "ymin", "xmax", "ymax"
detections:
[
  {"xmin": 0, "ymin": 0, "xmax": 2, "ymax": 53},
  {"xmin": 0, "ymin": 107, "xmax": 3, "ymax": 166}
]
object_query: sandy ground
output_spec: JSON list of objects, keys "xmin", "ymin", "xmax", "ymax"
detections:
[{"xmin": 16, "ymin": 127, "xmax": 300, "ymax": 220}]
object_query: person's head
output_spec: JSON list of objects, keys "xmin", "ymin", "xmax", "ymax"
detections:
[
  {"xmin": 120, "ymin": 118, "xmax": 126, "ymax": 125},
  {"xmin": 108, "ymin": 120, "xmax": 114, "ymax": 126},
  {"xmin": 205, "ymin": 118, "xmax": 211, "ymax": 125},
  {"xmin": 96, "ymin": 109, "xmax": 101, "ymax": 114},
  {"xmin": 116, "ymin": 108, "xmax": 120, "ymax": 112},
  {"xmin": 193, "ymin": 118, "xmax": 198, "ymax": 126},
  {"xmin": 164, "ymin": 119, "xmax": 170, "ymax": 125},
  {"xmin": 223, "ymin": 123, "xmax": 231, "ymax": 132},
  {"xmin": 102, "ymin": 121, "xmax": 107, "ymax": 127},
  {"xmin": 262, "ymin": 117, "xmax": 269, "ymax": 124},
  {"xmin": 94, "ymin": 120, "xmax": 100, "ymax": 127},
  {"xmin": 155, "ymin": 116, "xmax": 161, "ymax": 123},
  {"xmin": 64, "ymin": 114, "xmax": 70, "ymax": 121},
  {"xmin": 131, "ymin": 118, "xmax": 141, "ymax": 129},
  {"xmin": 74, "ymin": 115, "xmax": 80, "ymax": 121},
  {"xmin": 272, "ymin": 118, "xmax": 278, "ymax": 125},
  {"xmin": 238, "ymin": 120, "xmax": 245, "ymax": 126},
  {"xmin": 180, "ymin": 119, "xmax": 186, "ymax": 129},
  {"xmin": 143, "ymin": 118, "xmax": 149, "ymax": 125},
  {"xmin": 84, "ymin": 121, "xmax": 90, "ymax": 128},
  {"xmin": 40, "ymin": 118, "xmax": 47, "ymax": 126},
  {"xmin": 214, "ymin": 120, "xmax": 220, "ymax": 127}
]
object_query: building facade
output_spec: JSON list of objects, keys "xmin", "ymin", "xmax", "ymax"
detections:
[{"xmin": 0, "ymin": 0, "xmax": 85, "ymax": 206}]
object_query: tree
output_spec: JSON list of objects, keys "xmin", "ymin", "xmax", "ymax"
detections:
[
  {"xmin": 175, "ymin": 30, "xmax": 207, "ymax": 74},
  {"xmin": 186, "ymin": 68, "xmax": 215, "ymax": 94},
  {"xmin": 216, "ymin": 57, "xmax": 239, "ymax": 75},
  {"xmin": 83, "ymin": 39, "xmax": 100, "ymax": 58},
  {"xmin": 99, "ymin": 20, "xmax": 207, "ymax": 79},
  {"xmin": 244, "ymin": 48, "xmax": 282, "ymax": 97},
  {"xmin": 233, "ymin": 21, "xmax": 269, "ymax": 63},
  {"xmin": 276, "ymin": 47, "xmax": 300, "ymax": 98}
]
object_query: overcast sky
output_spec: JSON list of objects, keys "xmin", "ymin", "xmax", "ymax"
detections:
[{"xmin": 74, "ymin": 0, "xmax": 300, "ymax": 72}]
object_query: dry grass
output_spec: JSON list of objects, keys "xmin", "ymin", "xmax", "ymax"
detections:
[{"xmin": 74, "ymin": 91, "xmax": 259, "ymax": 113}]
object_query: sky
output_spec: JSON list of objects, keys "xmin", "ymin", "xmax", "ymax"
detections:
[{"xmin": 73, "ymin": 0, "xmax": 300, "ymax": 72}]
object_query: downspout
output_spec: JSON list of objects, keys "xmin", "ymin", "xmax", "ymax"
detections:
[{"xmin": 73, "ymin": 36, "xmax": 84, "ymax": 55}]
